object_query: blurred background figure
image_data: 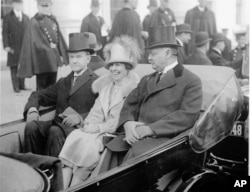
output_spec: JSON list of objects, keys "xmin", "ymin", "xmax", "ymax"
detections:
[
  {"xmin": 17, "ymin": 0, "xmax": 69, "ymax": 91},
  {"xmin": 80, "ymin": 0, "xmax": 107, "ymax": 59},
  {"xmin": 2, "ymin": 0, "xmax": 29, "ymax": 93},
  {"xmin": 185, "ymin": 31, "xmax": 212, "ymax": 65},
  {"xmin": 142, "ymin": 0, "xmax": 158, "ymax": 33},
  {"xmin": 184, "ymin": 0, "xmax": 217, "ymax": 54},
  {"xmin": 148, "ymin": 0, "xmax": 176, "ymax": 28},
  {"xmin": 109, "ymin": 0, "xmax": 144, "ymax": 61},
  {"xmin": 231, "ymin": 27, "xmax": 248, "ymax": 78},
  {"xmin": 175, "ymin": 23, "xmax": 192, "ymax": 64},
  {"xmin": 221, "ymin": 28, "xmax": 232, "ymax": 61}
]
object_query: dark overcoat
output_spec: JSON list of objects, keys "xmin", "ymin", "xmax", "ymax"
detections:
[
  {"xmin": 184, "ymin": 6, "xmax": 217, "ymax": 37},
  {"xmin": 109, "ymin": 8, "xmax": 144, "ymax": 49},
  {"xmin": 17, "ymin": 13, "xmax": 69, "ymax": 78},
  {"xmin": 2, "ymin": 10, "xmax": 29, "ymax": 67},
  {"xmin": 185, "ymin": 48, "xmax": 212, "ymax": 65},
  {"xmin": 208, "ymin": 49, "xmax": 242, "ymax": 69},
  {"xmin": 108, "ymin": 64, "xmax": 203, "ymax": 158},
  {"xmin": 23, "ymin": 68, "xmax": 98, "ymax": 120},
  {"xmin": 142, "ymin": 14, "xmax": 151, "ymax": 32},
  {"xmin": 80, "ymin": 13, "xmax": 105, "ymax": 46},
  {"xmin": 148, "ymin": 7, "xmax": 176, "ymax": 27},
  {"xmin": 230, "ymin": 46, "xmax": 247, "ymax": 78},
  {"xmin": 177, "ymin": 39, "xmax": 187, "ymax": 64}
]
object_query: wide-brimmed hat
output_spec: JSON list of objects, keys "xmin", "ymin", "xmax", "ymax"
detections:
[
  {"xmin": 145, "ymin": 26, "xmax": 181, "ymax": 49},
  {"xmin": 211, "ymin": 33, "xmax": 225, "ymax": 44},
  {"xmin": 195, "ymin": 31, "xmax": 211, "ymax": 46},
  {"xmin": 37, "ymin": 0, "xmax": 52, "ymax": 6},
  {"xmin": 105, "ymin": 44, "xmax": 136, "ymax": 69},
  {"xmin": 147, "ymin": 0, "xmax": 158, "ymax": 8},
  {"xmin": 176, "ymin": 24, "xmax": 193, "ymax": 34},
  {"xmin": 82, "ymin": 32, "xmax": 102, "ymax": 51},
  {"xmin": 67, "ymin": 33, "xmax": 95, "ymax": 54}
]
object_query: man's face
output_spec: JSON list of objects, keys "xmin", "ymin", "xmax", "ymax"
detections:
[
  {"xmin": 217, "ymin": 41, "xmax": 225, "ymax": 51},
  {"xmin": 182, "ymin": 33, "xmax": 191, "ymax": 44},
  {"xmin": 198, "ymin": 0, "xmax": 208, "ymax": 8},
  {"xmin": 38, "ymin": 3, "xmax": 52, "ymax": 14},
  {"xmin": 69, "ymin": 51, "xmax": 90, "ymax": 74},
  {"xmin": 148, "ymin": 48, "xmax": 169, "ymax": 72},
  {"xmin": 130, "ymin": 0, "xmax": 138, "ymax": 9},
  {"xmin": 237, "ymin": 36, "xmax": 246, "ymax": 48},
  {"xmin": 91, "ymin": 6, "xmax": 100, "ymax": 15},
  {"xmin": 160, "ymin": 0, "xmax": 169, "ymax": 9},
  {"xmin": 149, "ymin": 6, "xmax": 157, "ymax": 14},
  {"xmin": 12, "ymin": 2, "xmax": 23, "ymax": 11}
]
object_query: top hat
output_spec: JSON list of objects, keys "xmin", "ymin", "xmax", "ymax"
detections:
[
  {"xmin": 105, "ymin": 44, "xmax": 137, "ymax": 69},
  {"xmin": 195, "ymin": 31, "xmax": 211, "ymax": 46},
  {"xmin": 147, "ymin": 0, "xmax": 158, "ymax": 8},
  {"xmin": 234, "ymin": 27, "xmax": 247, "ymax": 39},
  {"xmin": 83, "ymin": 32, "xmax": 102, "ymax": 51},
  {"xmin": 37, "ymin": 0, "xmax": 52, "ymax": 6},
  {"xmin": 176, "ymin": 24, "xmax": 192, "ymax": 34},
  {"xmin": 146, "ymin": 26, "xmax": 181, "ymax": 49},
  {"xmin": 67, "ymin": 33, "xmax": 95, "ymax": 54},
  {"xmin": 91, "ymin": 0, "xmax": 100, "ymax": 7},
  {"xmin": 211, "ymin": 33, "xmax": 225, "ymax": 44}
]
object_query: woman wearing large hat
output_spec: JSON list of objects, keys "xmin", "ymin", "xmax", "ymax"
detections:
[{"xmin": 59, "ymin": 35, "xmax": 141, "ymax": 188}]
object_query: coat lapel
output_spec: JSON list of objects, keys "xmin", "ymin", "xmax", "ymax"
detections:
[
  {"xmin": 70, "ymin": 68, "xmax": 93, "ymax": 96},
  {"xmin": 11, "ymin": 11, "xmax": 22, "ymax": 26}
]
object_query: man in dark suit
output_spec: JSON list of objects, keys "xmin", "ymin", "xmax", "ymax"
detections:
[
  {"xmin": 17, "ymin": 0, "xmax": 69, "ymax": 91},
  {"xmin": 24, "ymin": 33, "xmax": 98, "ymax": 157},
  {"xmin": 2, "ymin": 0, "xmax": 29, "ymax": 93},
  {"xmin": 175, "ymin": 24, "xmax": 192, "ymax": 64},
  {"xmin": 185, "ymin": 31, "xmax": 212, "ymax": 65},
  {"xmin": 142, "ymin": 0, "xmax": 158, "ymax": 33},
  {"xmin": 208, "ymin": 33, "xmax": 242, "ymax": 70},
  {"xmin": 109, "ymin": 26, "xmax": 202, "ymax": 160},
  {"xmin": 80, "ymin": 0, "xmax": 106, "ymax": 58},
  {"xmin": 184, "ymin": 0, "xmax": 217, "ymax": 54}
]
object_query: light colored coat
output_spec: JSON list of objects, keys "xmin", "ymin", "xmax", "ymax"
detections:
[{"xmin": 59, "ymin": 71, "xmax": 139, "ymax": 177}]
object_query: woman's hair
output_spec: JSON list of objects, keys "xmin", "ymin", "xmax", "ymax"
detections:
[{"xmin": 103, "ymin": 35, "xmax": 142, "ymax": 65}]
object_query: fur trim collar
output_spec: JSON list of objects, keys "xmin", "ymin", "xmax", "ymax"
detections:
[{"xmin": 92, "ymin": 71, "xmax": 140, "ymax": 97}]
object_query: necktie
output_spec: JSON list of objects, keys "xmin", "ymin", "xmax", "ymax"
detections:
[
  {"xmin": 17, "ymin": 13, "xmax": 22, "ymax": 22},
  {"xmin": 155, "ymin": 73, "xmax": 162, "ymax": 84},
  {"xmin": 72, "ymin": 75, "xmax": 78, "ymax": 87}
]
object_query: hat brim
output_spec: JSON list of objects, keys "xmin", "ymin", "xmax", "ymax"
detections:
[
  {"xmin": 145, "ymin": 43, "xmax": 181, "ymax": 50},
  {"xmin": 67, "ymin": 48, "xmax": 95, "ymax": 54},
  {"xmin": 105, "ymin": 60, "xmax": 136, "ymax": 69},
  {"xmin": 195, "ymin": 38, "xmax": 211, "ymax": 46},
  {"xmin": 176, "ymin": 30, "xmax": 193, "ymax": 34},
  {"xmin": 94, "ymin": 43, "xmax": 103, "ymax": 51}
]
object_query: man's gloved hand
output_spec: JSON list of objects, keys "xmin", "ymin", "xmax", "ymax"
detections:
[
  {"xmin": 4, "ymin": 47, "xmax": 14, "ymax": 54},
  {"xmin": 123, "ymin": 121, "xmax": 144, "ymax": 145},
  {"xmin": 26, "ymin": 108, "xmax": 39, "ymax": 123},
  {"xmin": 62, "ymin": 114, "xmax": 81, "ymax": 127}
]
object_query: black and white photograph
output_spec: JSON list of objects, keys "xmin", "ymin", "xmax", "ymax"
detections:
[{"xmin": 0, "ymin": 0, "xmax": 249, "ymax": 191}]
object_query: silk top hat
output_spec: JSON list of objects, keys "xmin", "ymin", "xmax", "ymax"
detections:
[
  {"xmin": 37, "ymin": 0, "xmax": 52, "ymax": 6},
  {"xmin": 83, "ymin": 32, "xmax": 102, "ymax": 51},
  {"xmin": 146, "ymin": 26, "xmax": 181, "ymax": 49},
  {"xmin": 176, "ymin": 24, "xmax": 193, "ymax": 34},
  {"xmin": 147, "ymin": 0, "xmax": 158, "ymax": 8},
  {"xmin": 67, "ymin": 33, "xmax": 95, "ymax": 54},
  {"xmin": 91, "ymin": 0, "xmax": 100, "ymax": 7},
  {"xmin": 211, "ymin": 33, "xmax": 225, "ymax": 44},
  {"xmin": 195, "ymin": 31, "xmax": 211, "ymax": 46}
]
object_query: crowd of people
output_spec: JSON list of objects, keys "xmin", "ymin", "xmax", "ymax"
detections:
[{"xmin": 1, "ymin": 0, "xmax": 249, "ymax": 189}]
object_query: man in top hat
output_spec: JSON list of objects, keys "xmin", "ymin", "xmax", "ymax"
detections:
[
  {"xmin": 23, "ymin": 33, "xmax": 98, "ymax": 157},
  {"xmin": 148, "ymin": 0, "xmax": 176, "ymax": 28},
  {"xmin": 107, "ymin": 26, "xmax": 202, "ymax": 160},
  {"xmin": 17, "ymin": 0, "xmax": 69, "ymax": 91},
  {"xmin": 184, "ymin": 0, "xmax": 217, "ymax": 54},
  {"xmin": 208, "ymin": 33, "xmax": 242, "ymax": 71},
  {"xmin": 109, "ymin": 0, "xmax": 145, "ymax": 51},
  {"xmin": 2, "ymin": 0, "xmax": 29, "ymax": 93},
  {"xmin": 185, "ymin": 31, "xmax": 212, "ymax": 65},
  {"xmin": 80, "ymin": 0, "xmax": 107, "ymax": 59},
  {"xmin": 230, "ymin": 29, "xmax": 248, "ymax": 78},
  {"xmin": 175, "ymin": 24, "xmax": 192, "ymax": 64}
]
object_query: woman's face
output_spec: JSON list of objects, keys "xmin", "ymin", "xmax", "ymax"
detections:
[{"xmin": 109, "ymin": 63, "xmax": 128, "ymax": 82}]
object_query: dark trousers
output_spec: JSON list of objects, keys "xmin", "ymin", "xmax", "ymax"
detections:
[
  {"xmin": 36, "ymin": 72, "xmax": 57, "ymax": 91},
  {"xmin": 10, "ymin": 66, "xmax": 25, "ymax": 91},
  {"xmin": 24, "ymin": 120, "xmax": 75, "ymax": 157}
]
